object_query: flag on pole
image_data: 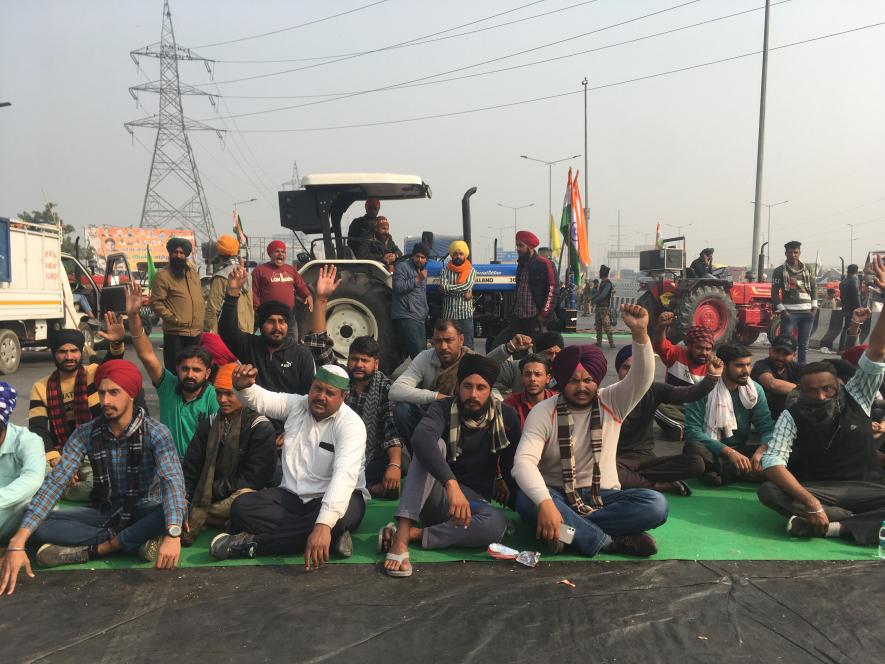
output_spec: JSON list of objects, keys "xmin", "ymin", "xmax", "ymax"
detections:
[
  {"xmin": 145, "ymin": 245, "xmax": 157, "ymax": 288},
  {"xmin": 559, "ymin": 169, "xmax": 582, "ymax": 285},
  {"xmin": 233, "ymin": 209, "xmax": 248, "ymax": 245},
  {"xmin": 655, "ymin": 222, "xmax": 664, "ymax": 249},
  {"xmin": 570, "ymin": 170, "xmax": 590, "ymax": 268},
  {"xmin": 549, "ymin": 212, "xmax": 561, "ymax": 256}
]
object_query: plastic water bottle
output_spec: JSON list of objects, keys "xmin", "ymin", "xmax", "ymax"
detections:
[{"xmin": 880, "ymin": 521, "xmax": 885, "ymax": 561}]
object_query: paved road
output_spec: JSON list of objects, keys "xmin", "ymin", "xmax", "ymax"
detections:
[{"xmin": 1, "ymin": 333, "xmax": 833, "ymax": 429}]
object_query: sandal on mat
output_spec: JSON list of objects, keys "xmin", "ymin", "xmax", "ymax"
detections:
[
  {"xmin": 377, "ymin": 522, "xmax": 396, "ymax": 554},
  {"xmin": 671, "ymin": 480, "xmax": 692, "ymax": 497},
  {"xmin": 384, "ymin": 551, "xmax": 412, "ymax": 578}
]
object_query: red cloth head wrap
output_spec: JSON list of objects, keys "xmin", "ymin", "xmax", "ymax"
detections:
[
  {"xmin": 841, "ymin": 344, "xmax": 868, "ymax": 368},
  {"xmin": 200, "ymin": 333, "xmax": 238, "ymax": 367},
  {"xmin": 94, "ymin": 359, "xmax": 142, "ymax": 399},
  {"xmin": 515, "ymin": 231, "xmax": 539, "ymax": 248},
  {"xmin": 267, "ymin": 240, "xmax": 286, "ymax": 256},
  {"xmin": 685, "ymin": 326, "xmax": 714, "ymax": 347}
]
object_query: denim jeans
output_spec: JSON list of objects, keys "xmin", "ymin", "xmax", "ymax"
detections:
[
  {"xmin": 515, "ymin": 487, "xmax": 669, "ymax": 557},
  {"xmin": 30, "ymin": 503, "xmax": 166, "ymax": 553},
  {"xmin": 394, "ymin": 318, "xmax": 427, "ymax": 360},
  {"xmin": 453, "ymin": 318, "xmax": 475, "ymax": 349},
  {"xmin": 780, "ymin": 311, "xmax": 815, "ymax": 364}
]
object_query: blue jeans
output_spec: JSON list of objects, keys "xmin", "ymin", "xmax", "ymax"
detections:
[
  {"xmin": 780, "ymin": 311, "xmax": 815, "ymax": 364},
  {"xmin": 515, "ymin": 487, "xmax": 669, "ymax": 557},
  {"xmin": 394, "ymin": 318, "xmax": 427, "ymax": 359},
  {"xmin": 30, "ymin": 504, "xmax": 166, "ymax": 553},
  {"xmin": 393, "ymin": 402, "xmax": 430, "ymax": 452},
  {"xmin": 453, "ymin": 318, "xmax": 474, "ymax": 349}
]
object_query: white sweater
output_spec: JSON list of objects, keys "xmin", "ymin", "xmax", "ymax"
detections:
[{"xmin": 511, "ymin": 340, "xmax": 655, "ymax": 506}]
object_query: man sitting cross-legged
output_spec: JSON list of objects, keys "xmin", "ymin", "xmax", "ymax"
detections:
[
  {"xmin": 382, "ymin": 354, "xmax": 521, "ymax": 578},
  {"xmin": 0, "ymin": 360, "xmax": 187, "ymax": 594},
  {"xmin": 757, "ymin": 256, "xmax": 885, "ymax": 546},
  {"xmin": 614, "ymin": 345, "xmax": 720, "ymax": 496},
  {"xmin": 301, "ymin": 265, "xmax": 406, "ymax": 499},
  {"xmin": 180, "ymin": 364, "xmax": 277, "ymax": 544},
  {"xmin": 210, "ymin": 363, "xmax": 368, "ymax": 570},
  {"xmin": 512, "ymin": 305, "xmax": 669, "ymax": 558},
  {"xmin": 503, "ymin": 353, "xmax": 557, "ymax": 426},
  {"xmin": 684, "ymin": 343, "xmax": 775, "ymax": 486}
]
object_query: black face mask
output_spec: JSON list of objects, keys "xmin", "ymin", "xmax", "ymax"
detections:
[{"xmin": 795, "ymin": 393, "xmax": 842, "ymax": 428}]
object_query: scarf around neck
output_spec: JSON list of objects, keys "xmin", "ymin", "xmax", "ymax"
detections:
[
  {"xmin": 46, "ymin": 366, "xmax": 91, "ymax": 450},
  {"xmin": 556, "ymin": 395, "xmax": 604, "ymax": 514},
  {"xmin": 447, "ymin": 396, "xmax": 509, "ymax": 462},
  {"xmin": 432, "ymin": 347, "xmax": 472, "ymax": 397},
  {"xmin": 348, "ymin": 370, "xmax": 386, "ymax": 462},
  {"xmin": 89, "ymin": 407, "xmax": 145, "ymax": 533},
  {"xmin": 704, "ymin": 380, "xmax": 758, "ymax": 441},
  {"xmin": 446, "ymin": 258, "xmax": 473, "ymax": 284}
]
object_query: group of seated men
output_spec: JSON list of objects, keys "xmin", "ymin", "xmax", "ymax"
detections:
[{"xmin": 1, "ymin": 256, "xmax": 883, "ymax": 592}]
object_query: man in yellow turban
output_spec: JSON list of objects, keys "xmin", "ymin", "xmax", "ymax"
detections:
[{"xmin": 439, "ymin": 240, "xmax": 477, "ymax": 348}]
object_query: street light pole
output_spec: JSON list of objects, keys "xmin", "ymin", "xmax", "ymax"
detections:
[
  {"xmin": 750, "ymin": 0, "xmax": 773, "ymax": 275},
  {"xmin": 497, "ymin": 203, "xmax": 535, "ymax": 247},
  {"xmin": 750, "ymin": 199, "xmax": 788, "ymax": 268},
  {"xmin": 664, "ymin": 222, "xmax": 693, "ymax": 237},
  {"xmin": 848, "ymin": 223, "xmax": 855, "ymax": 264},
  {"xmin": 520, "ymin": 153, "xmax": 581, "ymax": 233}
]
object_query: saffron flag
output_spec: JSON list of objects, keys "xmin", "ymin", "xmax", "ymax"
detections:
[
  {"xmin": 233, "ymin": 210, "xmax": 248, "ymax": 245},
  {"xmin": 145, "ymin": 244, "xmax": 157, "ymax": 288}
]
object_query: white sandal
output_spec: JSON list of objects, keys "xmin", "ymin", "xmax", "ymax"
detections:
[{"xmin": 384, "ymin": 551, "xmax": 412, "ymax": 578}]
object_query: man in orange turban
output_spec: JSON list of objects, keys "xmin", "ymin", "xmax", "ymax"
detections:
[{"xmin": 205, "ymin": 235, "xmax": 254, "ymax": 334}]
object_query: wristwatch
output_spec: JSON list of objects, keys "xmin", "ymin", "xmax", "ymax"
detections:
[{"xmin": 166, "ymin": 524, "xmax": 182, "ymax": 538}]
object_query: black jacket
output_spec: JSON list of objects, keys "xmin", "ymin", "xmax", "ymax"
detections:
[
  {"xmin": 219, "ymin": 294, "xmax": 316, "ymax": 394},
  {"xmin": 515, "ymin": 252, "xmax": 556, "ymax": 318},
  {"xmin": 182, "ymin": 409, "xmax": 277, "ymax": 503},
  {"xmin": 689, "ymin": 257, "xmax": 713, "ymax": 277},
  {"xmin": 840, "ymin": 275, "xmax": 861, "ymax": 312}
]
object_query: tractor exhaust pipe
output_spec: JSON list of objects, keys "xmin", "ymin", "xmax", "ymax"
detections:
[
  {"xmin": 461, "ymin": 187, "xmax": 477, "ymax": 250},
  {"xmin": 758, "ymin": 241, "xmax": 769, "ymax": 283},
  {"xmin": 839, "ymin": 256, "xmax": 845, "ymax": 279}
]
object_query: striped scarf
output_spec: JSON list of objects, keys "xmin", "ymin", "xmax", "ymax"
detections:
[
  {"xmin": 555, "ymin": 395, "xmax": 603, "ymax": 514},
  {"xmin": 89, "ymin": 407, "xmax": 145, "ymax": 533},
  {"xmin": 348, "ymin": 370, "xmax": 386, "ymax": 464},
  {"xmin": 447, "ymin": 396, "xmax": 509, "ymax": 461},
  {"xmin": 46, "ymin": 367, "xmax": 91, "ymax": 450}
]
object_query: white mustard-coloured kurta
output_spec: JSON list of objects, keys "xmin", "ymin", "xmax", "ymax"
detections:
[{"xmin": 237, "ymin": 384, "xmax": 369, "ymax": 528}]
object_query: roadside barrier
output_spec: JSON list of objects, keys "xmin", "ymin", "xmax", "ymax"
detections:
[{"xmin": 808, "ymin": 309, "xmax": 843, "ymax": 350}]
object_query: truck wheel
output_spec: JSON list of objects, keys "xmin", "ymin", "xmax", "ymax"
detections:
[
  {"xmin": 0, "ymin": 329, "xmax": 21, "ymax": 375},
  {"xmin": 78, "ymin": 321, "xmax": 97, "ymax": 361},
  {"xmin": 673, "ymin": 285, "xmax": 737, "ymax": 346},
  {"xmin": 733, "ymin": 327, "xmax": 761, "ymax": 346}
]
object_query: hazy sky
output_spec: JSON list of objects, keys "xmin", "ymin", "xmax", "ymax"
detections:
[{"xmin": 2, "ymin": 0, "xmax": 883, "ymax": 270}]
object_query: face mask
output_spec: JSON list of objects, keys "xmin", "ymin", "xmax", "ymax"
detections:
[{"xmin": 795, "ymin": 394, "xmax": 840, "ymax": 428}]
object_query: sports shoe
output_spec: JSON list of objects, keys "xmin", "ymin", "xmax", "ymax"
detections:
[
  {"xmin": 786, "ymin": 515, "xmax": 813, "ymax": 538},
  {"xmin": 210, "ymin": 532, "xmax": 257, "ymax": 560},
  {"xmin": 138, "ymin": 537, "xmax": 162, "ymax": 562},
  {"xmin": 36, "ymin": 544, "xmax": 90, "ymax": 568},
  {"xmin": 606, "ymin": 532, "xmax": 658, "ymax": 557},
  {"xmin": 334, "ymin": 531, "xmax": 353, "ymax": 558}
]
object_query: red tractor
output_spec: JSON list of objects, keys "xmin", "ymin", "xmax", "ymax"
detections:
[{"xmin": 636, "ymin": 237, "xmax": 775, "ymax": 346}]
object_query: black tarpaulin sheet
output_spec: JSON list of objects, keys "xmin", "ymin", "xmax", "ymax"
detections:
[{"xmin": 1, "ymin": 560, "xmax": 884, "ymax": 663}]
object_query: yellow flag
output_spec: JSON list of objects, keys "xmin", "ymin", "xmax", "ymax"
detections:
[{"xmin": 549, "ymin": 212, "xmax": 561, "ymax": 256}]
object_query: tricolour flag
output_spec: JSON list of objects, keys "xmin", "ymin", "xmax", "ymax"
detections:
[
  {"xmin": 233, "ymin": 210, "xmax": 248, "ymax": 245},
  {"xmin": 655, "ymin": 222, "xmax": 663, "ymax": 249},
  {"xmin": 560, "ymin": 169, "xmax": 582, "ymax": 285},
  {"xmin": 570, "ymin": 170, "xmax": 590, "ymax": 268}
]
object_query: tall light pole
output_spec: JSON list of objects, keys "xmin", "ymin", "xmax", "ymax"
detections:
[
  {"xmin": 497, "ymin": 202, "xmax": 535, "ymax": 244},
  {"xmin": 665, "ymin": 222, "xmax": 693, "ymax": 237},
  {"xmin": 847, "ymin": 223, "xmax": 856, "ymax": 264},
  {"xmin": 520, "ymin": 153, "xmax": 581, "ymax": 234},
  {"xmin": 750, "ymin": 0, "xmax": 773, "ymax": 275},
  {"xmin": 750, "ymin": 199, "xmax": 788, "ymax": 268}
]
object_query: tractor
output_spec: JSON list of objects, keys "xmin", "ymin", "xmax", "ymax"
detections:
[
  {"xmin": 278, "ymin": 174, "xmax": 518, "ymax": 373},
  {"xmin": 636, "ymin": 236, "xmax": 775, "ymax": 346}
]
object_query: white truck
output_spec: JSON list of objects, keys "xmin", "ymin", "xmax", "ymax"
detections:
[{"xmin": 0, "ymin": 218, "xmax": 130, "ymax": 374}]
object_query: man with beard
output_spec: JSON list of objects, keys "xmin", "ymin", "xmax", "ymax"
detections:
[
  {"xmin": 512, "ymin": 305, "xmax": 669, "ymax": 558},
  {"xmin": 356, "ymin": 216, "xmax": 402, "ymax": 272},
  {"xmin": 382, "ymin": 354, "xmax": 520, "ymax": 577},
  {"xmin": 251, "ymin": 241, "xmax": 313, "ymax": 338},
  {"xmin": 614, "ymin": 345, "xmax": 720, "ymax": 496},
  {"xmin": 501, "ymin": 230, "xmax": 556, "ymax": 340},
  {"xmin": 590, "ymin": 265, "xmax": 615, "ymax": 349},
  {"xmin": 302, "ymin": 265, "xmax": 405, "ymax": 499},
  {"xmin": 757, "ymin": 257, "xmax": 885, "ymax": 546},
  {"xmin": 347, "ymin": 197, "xmax": 381, "ymax": 255},
  {"xmin": 204, "ymin": 235, "xmax": 253, "ymax": 334},
  {"xmin": 221, "ymin": 261, "xmax": 329, "ymax": 395},
  {"xmin": 771, "ymin": 240, "xmax": 817, "ymax": 365},
  {"xmin": 504, "ymin": 354, "xmax": 557, "ymax": 426},
  {"xmin": 108, "ymin": 285, "xmax": 217, "ymax": 458},
  {"xmin": 0, "ymin": 360, "xmax": 187, "ymax": 591},
  {"xmin": 180, "ymin": 364, "xmax": 276, "ymax": 544},
  {"xmin": 438, "ymin": 240, "xmax": 477, "ymax": 349},
  {"xmin": 652, "ymin": 313, "xmax": 716, "ymax": 439},
  {"xmin": 0, "ymin": 383, "xmax": 44, "ymax": 547},
  {"xmin": 210, "ymin": 363, "xmax": 368, "ymax": 568},
  {"xmin": 150, "ymin": 237, "xmax": 204, "ymax": 372},
  {"xmin": 392, "ymin": 242, "xmax": 430, "ymax": 360},
  {"xmin": 684, "ymin": 343, "xmax": 775, "ymax": 486},
  {"xmin": 28, "ymin": 327, "xmax": 139, "ymax": 501},
  {"xmin": 390, "ymin": 319, "xmax": 470, "ymax": 444},
  {"xmin": 751, "ymin": 335, "xmax": 800, "ymax": 419},
  {"xmin": 689, "ymin": 248, "xmax": 715, "ymax": 278},
  {"xmin": 489, "ymin": 331, "xmax": 563, "ymax": 396}
]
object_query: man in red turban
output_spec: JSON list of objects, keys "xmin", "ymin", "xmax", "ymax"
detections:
[
  {"xmin": 496, "ymin": 229, "xmax": 556, "ymax": 344},
  {"xmin": 249, "ymin": 239, "xmax": 313, "ymax": 339}
]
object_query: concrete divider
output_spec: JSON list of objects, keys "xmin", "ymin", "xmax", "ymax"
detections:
[{"xmin": 808, "ymin": 309, "xmax": 843, "ymax": 350}]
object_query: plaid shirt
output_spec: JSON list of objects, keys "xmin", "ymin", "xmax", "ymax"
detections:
[
  {"xmin": 21, "ymin": 414, "xmax": 187, "ymax": 532},
  {"xmin": 439, "ymin": 263, "xmax": 476, "ymax": 321},
  {"xmin": 514, "ymin": 266, "xmax": 537, "ymax": 318},
  {"xmin": 762, "ymin": 352, "xmax": 885, "ymax": 469},
  {"xmin": 302, "ymin": 332, "xmax": 404, "ymax": 455}
]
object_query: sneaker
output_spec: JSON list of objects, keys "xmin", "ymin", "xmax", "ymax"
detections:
[
  {"xmin": 138, "ymin": 537, "xmax": 162, "ymax": 563},
  {"xmin": 36, "ymin": 543, "xmax": 90, "ymax": 568},
  {"xmin": 786, "ymin": 515, "xmax": 813, "ymax": 538},
  {"xmin": 334, "ymin": 531, "xmax": 353, "ymax": 558},
  {"xmin": 210, "ymin": 532, "xmax": 257, "ymax": 560},
  {"xmin": 606, "ymin": 532, "xmax": 658, "ymax": 557}
]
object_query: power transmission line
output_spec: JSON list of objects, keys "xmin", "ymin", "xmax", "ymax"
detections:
[
  {"xmin": 193, "ymin": 0, "xmax": 393, "ymax": 49},
  {"xmin": 216, "ymin": 2, "xmax": 788, "ymax": 101},
  {"xmin": 225, "ymin": 21, "xmax": 885, "ymax": 133}
]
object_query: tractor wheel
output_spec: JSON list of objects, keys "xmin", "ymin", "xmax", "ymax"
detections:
[
  {"xmin": 673, "ymin": 285, "xmax": 737, "ymax": 346},
  {"xmin": 733, "ymin": 327, "xmax": 761, "ymax": 346},
  {"xmin": 298, "ymin": 271, "xmax": 404, "ymax": 375},
  {"xmin": 637, "ymin": 291, "xmax": 662, "ymax": 339}
]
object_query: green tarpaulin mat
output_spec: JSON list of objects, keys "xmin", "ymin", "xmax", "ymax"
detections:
[{"xmin": 40, "ymin": 481, "xmax": 876, "ymax": 571}]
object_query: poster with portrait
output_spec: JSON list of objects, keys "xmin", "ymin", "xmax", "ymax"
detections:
[{"xmin": 85, "ymin": 226, "xmax": 197, "ymax": 267}]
